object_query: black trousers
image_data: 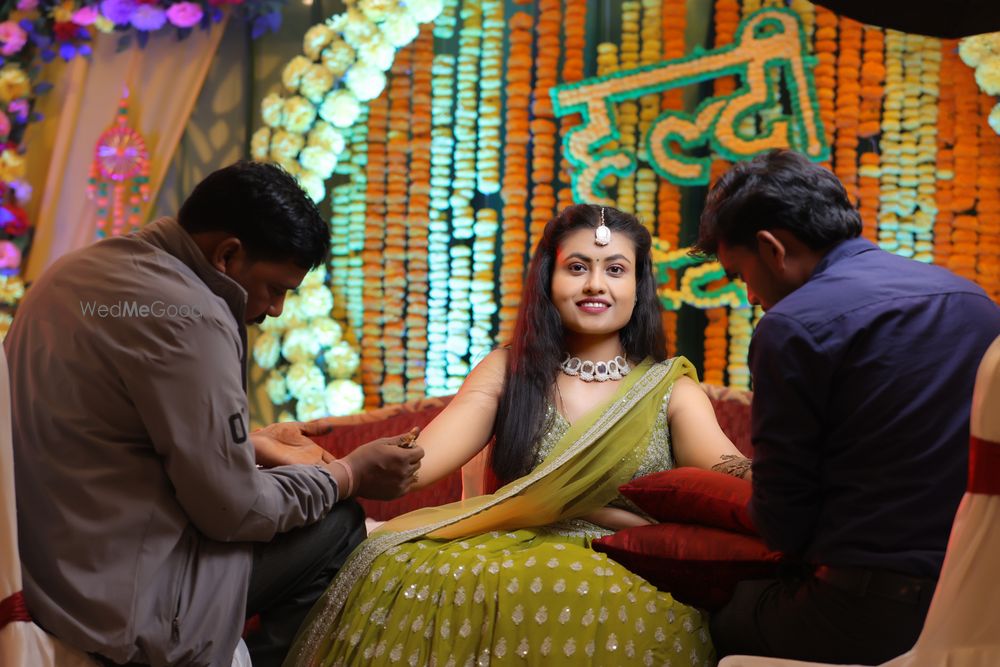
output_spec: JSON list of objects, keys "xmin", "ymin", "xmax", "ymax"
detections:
[
  {"xmin": 244, "ymin": 499, "xmax": 366, "ymax": 667},
  {"xmin": 711, "ymin": 565, "xmax": 936, "ymax": 665}
]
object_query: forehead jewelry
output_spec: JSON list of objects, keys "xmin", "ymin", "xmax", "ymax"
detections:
[{"xmin": 595, "ymin": 206, "xmax": 611, "ymax": 246}]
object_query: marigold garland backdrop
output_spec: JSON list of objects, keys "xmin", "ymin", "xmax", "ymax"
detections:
[{"xmin": 248, "ymin": 0, "xmax": 1000, "ymax": 418}]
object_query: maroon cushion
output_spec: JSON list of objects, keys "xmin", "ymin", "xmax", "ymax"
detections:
[
  {"xmin": 592, "ymin": 522, "xmax": 781, "ymax": 610},
  {"xmin": 620, "ymin": 467, "xmax": 756, "ymax": 535}
]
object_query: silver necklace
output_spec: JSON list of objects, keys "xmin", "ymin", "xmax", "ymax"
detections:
[{"xmin": 560, "ymin": 354, "xmax": 631, "ymax": 382}]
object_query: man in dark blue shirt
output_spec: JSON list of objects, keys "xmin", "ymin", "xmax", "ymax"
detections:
[{"xmin": 699, "ymin": 150, "xmax": 1000, "ymax": 664}]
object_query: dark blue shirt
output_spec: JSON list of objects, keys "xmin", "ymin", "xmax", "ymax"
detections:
[{"xmin": 748, "ymin": 237, "xmax": 1000, "ymax": 577}]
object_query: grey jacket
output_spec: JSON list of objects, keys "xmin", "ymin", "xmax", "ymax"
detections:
[{"xmin": 5, "ymin": 219, "xmax": 338, "ymax": 666}]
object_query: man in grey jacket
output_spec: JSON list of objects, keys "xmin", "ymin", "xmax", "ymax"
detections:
[{"xmin": 5, "ymin": 162, "xmax": 423, "ymax": 667}]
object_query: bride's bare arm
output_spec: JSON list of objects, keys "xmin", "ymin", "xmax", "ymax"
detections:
[
  {"xmin": 668, "ymin": 376, "xmax": 752, "ymax": 480},
  {"xmin": 409, "ymin": 349, "xmax": 507, "ymax": 489},
  {"xmin": 581, "ymin": 506, "xmax": 654, "ymax": 530}
]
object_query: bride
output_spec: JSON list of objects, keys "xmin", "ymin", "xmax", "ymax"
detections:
[{"xmin": 287, "ymin": 204, "xmax": 749, "ymax": 666}]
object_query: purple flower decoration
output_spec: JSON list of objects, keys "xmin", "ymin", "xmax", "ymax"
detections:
[
  {"xmin": 8, "ymin": 100, "xmax": 29, "ymax": 123},
  {"xmin": 166, "ymin": 2, "xmax": 204, "ymax": 29},
  {"xmin": 100, "ymin": 0, "xmax": 139, "ymax": 26},
  {"xmin": 131, "ymin": 5, "xmax": 167, "ymax": 32}
]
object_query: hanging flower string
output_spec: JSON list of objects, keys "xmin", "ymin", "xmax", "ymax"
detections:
[
  {"xmin": 529, "ymin": 0, "xmax": 559, "ymax": 244},
  {"xmin": 950, "ymin": 44, "xmax": 982, "ymax": 284},
  {"xmin": 635, "ymin": 0, "xmax": 660, "ymax": 234},
  {"xmin": 657, "ymin": 0, "xmax": 684, "ymax": 356},
  {"xmin": 426, "ymin": 7, "xmax": 456, "ymax": 396},
  {"xmin": 361, "ymin": 92, "xmax": 389, "ymax": 408},
  {"xmin": 857, "ymin": 25, "xmax": 885, "ymax": 241},
  {"xmin": 381, "ymin": 42, "xmax": 412, "ymax": 406},
  {"xmin": 404, "ymin": 26, "xmax": 433, "ymax": 401},
  {"xmin": 934, "ymin": 39, "xmax": 958, "ymax": 269},
  {"xmin": 556, "ymin": 0, "xmax": 585, "ymax": 213},
  {"xmin": 498, "ymin": 11, "xmax": 532, "ymax": 344}
]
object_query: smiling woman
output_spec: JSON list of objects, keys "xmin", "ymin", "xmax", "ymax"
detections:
[
  {"xmin": 551, "ymin": 223, "xmax": 637, "ymax": 339},
  {"xmin": 285, "ymin": 204, "xmax": 752, "ymax": 667}
]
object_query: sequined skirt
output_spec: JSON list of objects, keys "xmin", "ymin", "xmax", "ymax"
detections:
[{"xmin": 316, "ymin": 526, "xmax": 716, "ymax": 666}]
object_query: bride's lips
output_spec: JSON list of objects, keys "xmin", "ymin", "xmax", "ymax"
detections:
[{"xmin": 576, "ymin": 299, "xmax": 611, "ymax": 314}]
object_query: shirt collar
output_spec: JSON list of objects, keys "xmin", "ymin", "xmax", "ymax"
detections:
[
  {"xmin": 811, "ymin": 236, "xmax": 879, "ymax": 279},
  {"xmin": 135, "ymin": 218, "xmax": 248, "ymax": 325}
]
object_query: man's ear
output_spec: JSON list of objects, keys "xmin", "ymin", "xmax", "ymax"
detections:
[
  {"xmin": 209, "ymin": 237, "xmax": 243, "ymax": 273},
  {"xmin": 755, "ymin": 229, "xmax": 787, "ymax": 273}
]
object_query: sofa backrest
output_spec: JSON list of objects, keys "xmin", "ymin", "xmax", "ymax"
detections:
[{"xmin": 311, "ymin": 385, "xmax": 752, "ymax": 520}]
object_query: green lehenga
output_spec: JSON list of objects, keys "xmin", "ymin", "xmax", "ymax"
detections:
[{"xmin": 286, "ymin": 358, "xmax": 716, "ymax": 666}]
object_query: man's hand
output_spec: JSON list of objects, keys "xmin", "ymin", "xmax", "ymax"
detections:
[
  {"xmin": 340, "ymin": 427, "xmax": 424, "ymax": 500},
  {"xmin": 252, "ymin": 421, "xmax": 335, "ymax": 467}
]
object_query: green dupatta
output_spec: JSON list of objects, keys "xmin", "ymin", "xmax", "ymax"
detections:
[{"xmin": 287, "ymin": 356, "xmax": 696, "ymax": 665}]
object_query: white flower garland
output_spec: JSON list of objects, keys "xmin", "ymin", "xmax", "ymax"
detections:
[{"xmin": 253, "ymin": 0, "xmax": 444, "ymax": 417}]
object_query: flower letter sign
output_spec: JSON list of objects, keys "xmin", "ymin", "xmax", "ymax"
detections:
[{"xmin": 551, "ymin": 8, "xmax": 829, "ymax": 203}]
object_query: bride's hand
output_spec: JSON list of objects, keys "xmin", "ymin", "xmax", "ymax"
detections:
[{"xmin": 581, "ymin": 507, "xmax": 654, "ymax": 530}]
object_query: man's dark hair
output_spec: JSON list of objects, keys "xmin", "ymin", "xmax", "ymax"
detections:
[
  {"xmin": 178, "ymin": 161, "xmax": 330, "ymax": 268},
  {"xmin": 695, "ymin": 149, "xmax": 862, "ymax": 256}
]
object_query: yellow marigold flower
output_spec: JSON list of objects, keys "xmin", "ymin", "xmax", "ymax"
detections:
[
  {"xmin": 281, "ymin": 55, "xmax": 312, "ymax": 93},
  {"xmin": 261, "ymin": 92, "xmax": 285, "ymax": 129},
  {"xmin": 94, "ymin": 16, "xmax": 115, "ymax": 34},
  {"xmin": 959, "ymin": 32, "xmax": 1000, "ymax": 68},
  {"xmin": 975, "ymin": 58, "xmax": 1000, "ymax": 96},
  {"xmin": 406, "ymin": 0, "xmax": 443, "ymax": 23},
  {"xmin": 250, "ymin": 127, "xmax": 271, "ymax": 161},
  {"xmin": 0, "ymin": 65, "xmax": 30, "ymax": 103},
  {"xmin": 318, "ymin": 88, "xmax": 361, "ymax": 128},
  {"xmin": 0, "ymin": 148, "xmax": 26, "ymax": 181},
  {"xmin": 325, "ymin": 340, "xmax": 360, "ymax": 379},
  {"xmin": 357, "ymin": 35, "xmax": 394, "ymax": 71},
  {"xmin": 299, "ymin": 146, "xmax": 337, "ymax": 179},
  {"xmin": 283, "ymin": 95, "xmax": 317, "ymax": 134},
  {"xmin": 358, "ymin": 0, "xmax": 396, "ymax": 23},
  {"xmin": 252, "ymin": 332, "xmax": 281, "ymax": 370},
  {"xmin": 300, "ymin": 265, "xmax": 327, "ymax": 287},
  {"xmin": 321, "ymin": 38, "xmax": 355, "ymax": 78},
  {"xmin": 342, "ymin": 8, "xmax": 377, "ymax": 48},
  {"xmin": 269, "ymin": 129, "xmax": 305, "ymax": 161},
  {"xmin": 307, "ymin": 121, "xmax": 346, "ymax": 153},
  {"xmin": 296, "ymin": 168, "xmax": 326, "ymax": 203},
  {"xmin": 264, "ymin": 371, "xmax": 290, "ymax": 405},
  {"xmin": 303, "ymin": 23, "xmax": 334, "ymax": 61},
  {"xmin": 325, "ymin": 379, "xmax": 363, "ymax": 416},
  {"xmin": 51, "ymin": 0, "xmax": 75, "ymax": 23},
  {"xmin": 309, "ymin": 317, "xmax": 342, "ymax": 349},
  {"xmin": 300, "ymin": 64, "xmax": 335, "ymax": 104},
  {"xmin": 0, "ymin": 276, "xmax": 24, "ymax": 303}
]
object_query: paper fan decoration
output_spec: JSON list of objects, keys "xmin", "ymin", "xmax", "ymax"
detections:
[{"xmin": 88, "ymin": 87, "xmax": 150, "ymax": 238}]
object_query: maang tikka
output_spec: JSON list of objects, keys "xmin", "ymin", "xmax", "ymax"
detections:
[{"xmin": 595, "ymin": 206, "xmax": 611, "ymax": 246}]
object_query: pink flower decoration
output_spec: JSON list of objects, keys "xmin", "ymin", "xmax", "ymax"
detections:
[
  {"xmin": 0, "ymin": 241, "xmax": 22, "ymax": 270},
  {"xmin": 0, "ymin": 21, "xmax": 27, "ymax": 56},
  {"xmin": 0, "ymin": 111, "xmax": 9, "ymax": 140},
  {"xmin": 72, "ymin": 6, "xmax": 100, "ymax": 26},
  {"xmin": 15, "ymin": 0, "xmax": 38, "ymax": 10},
  {"xmin": 165, "ymin": 2, "xmax": 203, "ymax": 28}
]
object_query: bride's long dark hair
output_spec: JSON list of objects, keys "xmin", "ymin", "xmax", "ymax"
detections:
[{"xmin": 490, "ymin": 204, "xmax": 668, "ymax": 483}]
